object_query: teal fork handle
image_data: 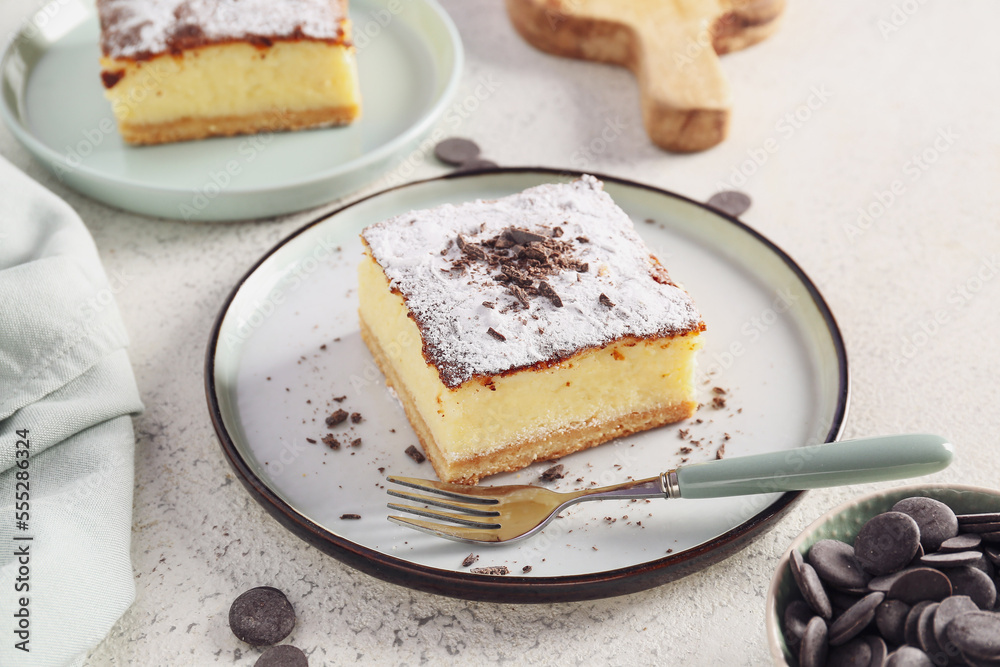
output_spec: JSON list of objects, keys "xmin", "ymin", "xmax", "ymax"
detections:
[{"xmin": 675, "ymin": 434, "xmax": 953, "ymax": 499}]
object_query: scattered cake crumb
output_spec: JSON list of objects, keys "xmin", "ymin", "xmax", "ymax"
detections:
[
  {"xmin": 326, "ymin": 409, "xmax": 349, "ymax": 426},
  {"xmin": 716, "ymin": 443, "xmax": 726, "ymax": 459},
  {"xmin": 306, "ymin": 438, "xmax": 317, "ymax": 444},
  {"xmin": 350, "ymin": 412, "xmax": 363, "ymax": 423},
  {"xmin": 322, "ymin": 435, "xmax": 340, "ymax": 450},
  {"xmin": 522, "ymin": 565, "xmax": 532, "ymax": 573},
  {"xmin": 470, "ymin": 566, "xmax": 509, "ymax": 576},
  {"xmin": 333, "ymin": 395, "xmax": 347, "ymax": 402},
  {"xmin": 462, "ymin": 553, "xmax": 479, "ymax": 567},
  {"xmin": 351, "ymin": 438, "xmax": 362, "ymax": 448}
]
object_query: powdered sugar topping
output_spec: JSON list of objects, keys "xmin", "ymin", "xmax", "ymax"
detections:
[
  {"xmin": 98, "ymin": 0, "xmax": 348, "ymax": 60},
  {"xmin": 362, "ymin": 176, "xmax": 703, "ymax": 388}
]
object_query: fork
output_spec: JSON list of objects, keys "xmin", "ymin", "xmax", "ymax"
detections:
[{"xmin": 386, "ymin": 434, "xmax": 953, "ymax": 544}]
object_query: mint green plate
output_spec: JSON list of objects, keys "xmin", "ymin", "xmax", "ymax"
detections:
[
  {"xmin": 766, "ymin": 484, "xmax": 1000, "ymax": 665},
  {"xmin": 0, "ymin": 0, "xmax": 462, "ymax": 221}
]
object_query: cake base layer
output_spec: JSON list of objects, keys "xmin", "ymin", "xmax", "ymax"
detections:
[
  {"xmin": 361, "ymin": 317, "xmax": 696, "ymax": 484},
  {"xmin": 117, "ymin": 106, "xmax": 359, "ymax": 145}
]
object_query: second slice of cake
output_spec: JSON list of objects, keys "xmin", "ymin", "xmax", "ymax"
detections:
[{"xmin": 359, "ymin": 176, "xmax": 705, "ymax": 484}]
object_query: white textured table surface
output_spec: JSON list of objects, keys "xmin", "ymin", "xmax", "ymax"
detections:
[{"xmin": 3, "ymin": 0, "xmax": 1000, "ymax": 665}]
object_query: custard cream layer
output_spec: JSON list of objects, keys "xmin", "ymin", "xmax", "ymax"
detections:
[
  {"xmin": 102, "ymin": 40, "xmax": 360, "ymax": 126},
  {"xmin": 358, "ymin": 250, "xmax": 702, "ymax": 463}
]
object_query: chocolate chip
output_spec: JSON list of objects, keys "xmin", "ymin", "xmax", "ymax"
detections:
[
  {"xmin": 536, "ymin": 281, "xmax": 562, "ymax": 307},
  {"xmin": 920, "ymin": 550, "xmax": 985, "ymax": 568},
  {"xmin": 540, "ymin": 464, "xmax": 565, "ymax": 482},
  {"xmin": 866, "ymin": 635, "xmax": 888, "ymax": 667},
  {"xmin": 598, "ymin": 293, "xmax": 615, "ymax": 308},
  {"xmin": 791, "ymin": 550, "xmax": 833, "ymax": 619},
  {"xmin": 325, "ymin": 409, "xmax": 349, "ymax": 427},
  {"xmin": 855, "ymin": 511, "xmax": 922, "ymax": 576},
  {"xmin": 706, "ymin": 190, "xmax": 752, "ymax": 217},
  {"xmin": 827, "ymin": 638, "xmax": 872, "ymax": 667},
  {"xmin": 809, "ymin": 539, "xmax": 872, "ymax": 591},
  {"xmin": 434, "ymin": 137, "xmax": 480, "ymax": 166},
  {"xmin": 783, "ymin": 600, "xmax": 814, "ymax": 648},
  {"xmin": 800, "ymin": 616, "xmax": 829, "ymax": 667},
  {"xmin": 877, "ymin": 598, "xmax": 912, "ymax": 645},
  {"xmin": 893, "ymin": 497, "xmax": 960, "ymax": 552},
  {"xmin": 869, "ymin": 567, "xmax": 916, "ymax": 592},
  {"xmin": 887, "ymin": 567, "xmax": 953, "ymax": 604},
  {"xmin": 487, "ymin": 327, "xmax": 506, "ymax": 341},
  {"xmin": 905, "ymin": 601, "xmax": 936, "ymax": 647},
  {"xmin": 255, "ymin": 644, "xmax": 308, "ymax": 667},
  {"xmin": 229, "ymin": 587, "xmax": 296, "ymax": 647},
  {"xmin": 462, "ymin": 553, "xmax": 479, "ymax": 567},
  {"xmin": 885, "ymin": 645, "xmax": 934, "ymax": 667},
  {"xmin": 947, "ymin": 611, "xmax": 1000, "ymax": 661},
  {"xmin": 945, "ymin": 566, "xmax": 997, "ymax": 610},
  {"xmin": 916, "ymin": 601, "xmax": 942, "ymax": 656},
  {"xmin": 829, "ymin": 591, "xmax": 884, "ymax": 646},
  {"xmin": 933, "ymin": 595, "xmax": 980, "ymax": 649},
  {"xmin": 340, "ymin": 513, "xmax": 361, "ymax": 520},
  {"xmin": 940, "ymin": 533, "xmax": 984, "ymax": 552},
  {"xmin": 957, "ymin": 513, "xmax": 1000, "ymax": 526},
  {"xmin": 404, "ymin": 445, "xmax": 426, "ymax": 463}
]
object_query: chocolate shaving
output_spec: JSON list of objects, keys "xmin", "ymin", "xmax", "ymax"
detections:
[
  {"xmin": 505, "ymin": 228, "xmax": 547, "ymax": 245},
  {"xmin": 540, "ymin": 464, "xmax": 565, "ymax": 481},
  {"xmin": 508, "ymin": 285, "xmax": 530, "ymax": 308},
  {"xmin": 499, "ymin": 263, "xmax": 532, "ymax": 286},
  {"xmin": 305, "ymin": 438, "xmax": 317, "ymax": 444},
  {"xmin": 576, "ymin": 236, "xmax": 590, "ymax": 243},
  {"xmin": 326, "ymin": 409, "xmax": 349, "ymax": 427},
  {"xmin": 482, "ymin": 301, "xmax": 495, "ymax": 309},
  {"xmin": 552, "ymin": 226, "xmax": 564, "ymax": 237},
  {"xmin": 404, "ymin": 445, "xmax": 426, "ymax": 463},
  {"xmin": 599, "ymin": 293, "xmax": 615, "ymax": 308},
  {"xmin": 487, "ymin": 327, "xmax": 506, "ymax": 342},
  {"xmin": 536, "ymin": 281, "xmax": 563, "ymax": 307}
]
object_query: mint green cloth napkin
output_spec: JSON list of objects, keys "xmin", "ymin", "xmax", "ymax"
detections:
[{"xmin": 0, "ymin": 157, "xmax": 143, "ymax": 667}]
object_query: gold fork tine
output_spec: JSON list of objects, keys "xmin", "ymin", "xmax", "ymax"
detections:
[
  {"xmin": 386, "ymin": 502, "xmax": 503, "ymax": 529},
  {"xmin": 385, "ymin": 488, "xmax": 501, "ymax": 517},
  {"xmin": 386, "ymin": 476, "xmax": 501, "ymax": 504},
  {"xmin": 387, "ymin": 516, "xmax": 504, "ymax": 543}
]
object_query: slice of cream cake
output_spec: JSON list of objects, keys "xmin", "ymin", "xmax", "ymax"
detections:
[
  {"xmin": 359, "ymin": 175, "xmax": 705, "ymax": 484},
  {"xmin": 97, "ymin": 0, "xmax": 361, "ymax": 145}
]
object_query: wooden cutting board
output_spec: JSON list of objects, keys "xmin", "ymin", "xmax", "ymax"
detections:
[{"xmin": 505, "ymin": 0, "xmax": 785, "ymax": 152}]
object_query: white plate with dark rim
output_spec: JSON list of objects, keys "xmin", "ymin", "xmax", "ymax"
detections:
[
  {"xmin": 206, "ymin": 168, "xmax": 849, "ymax": 603},
  {"xmin": 0, "ymin": 0, "xmax": 462, "ymax": 221}
]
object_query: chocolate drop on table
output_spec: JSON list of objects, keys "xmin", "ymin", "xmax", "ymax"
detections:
[
  {"xmin": 885, "ymin": 646, "xmax": 935, "ymax": 667},
  {"xmin": 255, "ymin": 645, "xmax": 309, "ymax": 667},
  {"xmin": 945, "ymin": 566, "xmax": 998, "ymax": 610},
  {"xmin": 887, "ymin": 567, "xmax": 953, "ymax": 604},
  {"xmin": 855, "ymin": 511, "xmax": 922, "ymax": 576},
  {"xmin": 933, "ymin": 595, "xmax": 981, "ymax": 649},
  {"xmin": 808, "ymin": 539, "xmax": 872, "ymax": 590},
  {"xmin": 892, "ymin": 497, "xmax": 960, "ymax": 553},
  {"xmin": 827, "ymin": 637, "xmax": 872, "ymax": 667},
  {"xmin": 948, "ymin": 612, "xmax": 1000, "ymax": 661},
  {"xmin": 706, "ymin": 190, "xmax": 752, "ymax": 217},
  {"xmin": 229, "ymin": 587, "xmax": 296, "ymax": 647},
  {"xmin": 800, "ymin": 616, "xmax": 829, "ymax": 667},
  {"xmin": 876, "ymin": 598, "xmax": 912, "ymax": 646},
  {"xmin": 829, "ymin": 591, "xmax": 885, "ymax": 646},
  {"xmin": 433, "ymin": 137, "xmax": 481, "ymax": 166},
  {"xmin": 791, "ymin": 550, "xmax": 833, "ymax": 619}
]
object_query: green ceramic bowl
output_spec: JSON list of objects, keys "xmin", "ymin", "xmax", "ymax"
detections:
[{"xmin": 766, "ymin": 484, "xmax": 1000, "ymax": 666}]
